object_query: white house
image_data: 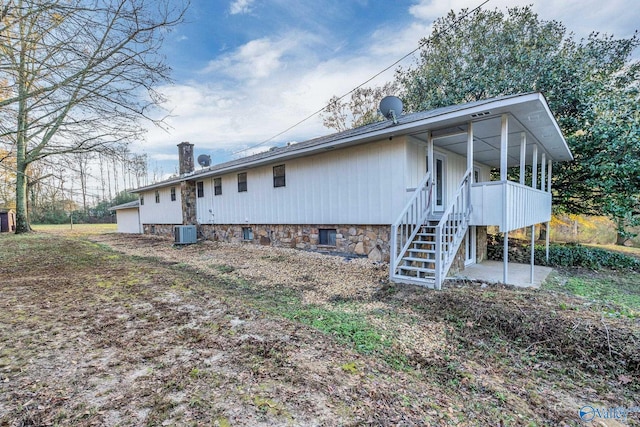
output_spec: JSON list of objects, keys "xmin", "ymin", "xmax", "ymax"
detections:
[
  {"xmin": 109, "ymin": 200, "xmax": 142, "ymax": 233},
  {"xmin": 132, "ymin": 93, "xmax": 573, "ymax": 289}
]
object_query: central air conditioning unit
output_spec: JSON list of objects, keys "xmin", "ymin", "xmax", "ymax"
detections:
[{"xmin": 174, "ymin": 225, "xmax": 197, "ymax": 244}]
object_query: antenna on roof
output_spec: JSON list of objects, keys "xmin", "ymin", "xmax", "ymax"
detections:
[
  {"xmin": 197, "ymin": 154, "xmax": 211, "ymax": 168},
  {"xmin": 379, "ymin": 96, "xmax": 403, "ymax": 125}
]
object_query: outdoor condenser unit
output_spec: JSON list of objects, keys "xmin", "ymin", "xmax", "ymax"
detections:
[{"xmin": 174, "ymin": 225, "xmax": 197, "ymax": 244}]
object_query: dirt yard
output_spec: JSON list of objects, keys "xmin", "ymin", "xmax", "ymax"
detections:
[{"xmin": 0, "ymin": 232, "xmax": 638, "ymax": 426}]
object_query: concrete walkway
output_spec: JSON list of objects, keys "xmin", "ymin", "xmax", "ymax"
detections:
[{"xmin": 452, "ymin": 260, "xmax": 553, "ymax": 288}]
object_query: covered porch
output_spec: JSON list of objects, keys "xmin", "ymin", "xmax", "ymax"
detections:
[
  {"xmin": 403, "ymin": 93, "xmax": 572, "ymax": 287},
  {"xmin": 432, "ymin": 109, "xmax": 566, "ymax": 285}
]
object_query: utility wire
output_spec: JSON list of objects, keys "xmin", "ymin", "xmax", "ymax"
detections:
[
  {"xmin": 0, "ymin": 0, "xmax": 490, "ymax": 201},
  {"xmin": 230, "ymin": 0, "xmax": 490, "ymax": 157}
]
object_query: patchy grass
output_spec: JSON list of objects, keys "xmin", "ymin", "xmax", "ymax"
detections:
[
  {"xmin": 32, "ymin": 223, "xmax": 117, "ymax": 236},
  {"xmin": 1, "ymin": 231, "xmax": 639, "ymax": 426},
  {"xmin": 587, "ymin": 244, "xmax": 640, "ymax": 260},
  {"xmin": 283, "ymin": 306, "xmax": 392, "ymax": 355},
  {"xmin": 545, "ymin": 268, "xmax": 640, "ymax": 318}
]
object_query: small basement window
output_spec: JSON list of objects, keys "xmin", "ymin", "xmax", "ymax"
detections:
[
  {"xmin": 155, "ymin": 190, "xmax": 160, "ymax": 203},
  {"xmin": 170, "ymin": 187, "xmax": 176, "ymax": 201},
  {"xmin": 197, "ymin": 181, "xmax": 204, "ymax": 198},
  {"xmin": 319, "ymin": 228, "xmax": 337, "ymax": 246},
  {"xmin": 242, "ymin": 227, "xmax": 253, "ymax": 241},
  {"xmin": 273, "ymin": 165, "xmax": 285, "ymax": 188},
  {"xmin": 238, "ymin": 172, "xmax": 247, "ymax": 192},
  {"xmin": 214, "ymin": 177, "xmax": 222, "ymax": 196}
]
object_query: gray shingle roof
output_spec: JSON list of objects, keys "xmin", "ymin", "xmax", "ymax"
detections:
[{"xmin": 132, "ymin": 92, "xmax": 564, "ymax": 192}]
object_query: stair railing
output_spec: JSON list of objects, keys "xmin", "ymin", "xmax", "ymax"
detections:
[
  {"xmin": 390, "ymin": 172, "xmax": 433, "ymax": 276},
  {"xmin": 434, "ymin": 168, "xmax": 473, "ymax": 289}
]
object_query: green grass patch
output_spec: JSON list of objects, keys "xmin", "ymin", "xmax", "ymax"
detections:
[
  {"xmin": 32, "ymin": 223, "xmax": 117, "ymax": 236},
  {"xmin": 545, "ymin": 274, "xmax": 640, "ymax": 318},
  {"xmin": 282, "ymin": 306, "xmax": 391, "ymax": 355}
]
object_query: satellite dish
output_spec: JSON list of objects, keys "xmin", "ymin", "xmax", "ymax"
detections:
[
  {"xmin": 197, "ymin": 154, "xmax": 211, "ymax": 168},
  {"xmin": 379, "ymin": 96, "xmax": 403, "ymax": 124}
]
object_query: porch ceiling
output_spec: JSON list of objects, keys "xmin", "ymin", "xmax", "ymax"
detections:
[{"xmin": 409, "ymin": 97, "xmax": 572, "ymax": 168}]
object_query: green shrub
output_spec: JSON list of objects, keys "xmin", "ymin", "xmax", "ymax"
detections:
[{"xmin": 534, "ymin": 243, "xmax": 640, "ymax": 271}]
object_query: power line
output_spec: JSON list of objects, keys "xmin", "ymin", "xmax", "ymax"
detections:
[{"xmin": 230, "ymin": 0, "xmax": 490, "ymax": 157}]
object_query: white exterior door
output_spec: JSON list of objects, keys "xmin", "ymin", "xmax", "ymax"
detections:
[
  {"xmin": 431, "ymin": 153, "xmax": 446, "ymax": 211},
  {"xmin": 465, "ymin": 226, "xmax": 476, "ymax": 266}
]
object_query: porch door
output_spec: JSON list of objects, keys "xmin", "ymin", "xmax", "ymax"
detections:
[
  {"xmin": 429, "ymin": 153, "xmax": 446, "ymax": 212},
  {"xmin": 465, "ymin": 226, "xmax": 476, "ymax": 266}
]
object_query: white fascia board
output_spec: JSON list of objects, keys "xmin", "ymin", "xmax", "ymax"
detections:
[{"xmin": 536, "ymin": 94, "xmax": 574, "ymax": 161}]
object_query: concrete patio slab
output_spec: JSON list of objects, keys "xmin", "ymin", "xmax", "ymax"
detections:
[{"xmin": 452, "ymin": 260, "xmax": 553, "ymax": 288}]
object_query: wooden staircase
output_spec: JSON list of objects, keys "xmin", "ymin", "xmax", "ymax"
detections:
[
  {"xmin": 395, "ymin": 222, "xmax": 437, "ymax": 283},
  {"xmin": 390, "ymin": 169, "xmax": 472, "ymax": 289}
]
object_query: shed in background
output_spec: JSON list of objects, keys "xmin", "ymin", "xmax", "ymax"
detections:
[
  {"xmin": 108, "ymin": 201, "xmax": 141, "ymax": 234},
  {"xmin": 0, "ymin": 209, "xmax": 16, "ymax": 233}
]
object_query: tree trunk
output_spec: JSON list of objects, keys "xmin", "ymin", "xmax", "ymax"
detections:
[
  {"xmin": 15, "ymin": 47, "xmax": 31, "ymax": 234},
  {"xmin": 615, "ymin": 218, "xmax": 628, "ymax": 246},
  {"xmin": 15, "ymin": 161, "xmax": 30, "ymax": 233},
  {"xmin": 539, "ymin": 223, "xmax": 547, "ymax": 241}
]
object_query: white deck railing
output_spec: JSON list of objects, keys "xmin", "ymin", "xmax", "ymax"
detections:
[
  {"xmin": 470, "ymin": 181, "xmax": 551, "ymax": 232},
  {"xmin": 390, "ymin": 172, "xmax": 433, "ymax": 275},
  {"xmin": 434, "ymin": 169, "xmax": 472, "ymax": 289}
]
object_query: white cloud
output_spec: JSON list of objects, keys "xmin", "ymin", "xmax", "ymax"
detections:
[
  {"xmin": 408, "ymin": 0, "xmax": 638, "ymax": 39},
  {"xmin": 201, "ymin": 32, "xmax": 324, "ymax": 84},
  {"xmin": 202, "ymin": 37, "xmax": 288, "ymax": 81},
  {"xmin": 229, "ymin": 0, "xmax": 255, "ymax": 15}
]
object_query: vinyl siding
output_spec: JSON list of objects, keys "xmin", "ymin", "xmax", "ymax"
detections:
[
  {"xmin": 139, "ymin": 186, "xmax": 182, "ymax": 225},
  {"xmin": 196, "ymin": 137, "xmax": 407, "ymax": 225},
  {"xmin": 115, "ymin": 208, "xmax": 141, "ymax": 233}
]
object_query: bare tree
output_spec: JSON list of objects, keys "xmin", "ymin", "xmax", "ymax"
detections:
[
  {"xmin": 68, "ymin": 152, "xmax": 92, "ymax": 212},
  {"xmin": 0, "ymin": 0, "xmax": 187, "ymax": 232},
  {"xmin": 321, "ymin": 82, "xmax": 400, "ymax": 132}
]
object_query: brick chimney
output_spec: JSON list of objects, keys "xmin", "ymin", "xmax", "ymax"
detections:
[{"xmin": 177, "ymin": 141, "xmax": 194, "ymax": 175}]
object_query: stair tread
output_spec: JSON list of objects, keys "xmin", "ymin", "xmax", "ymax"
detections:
[
  {"xmin": 402, "ymin": 256, "xmax": 436, "ymax": 262},
  {"xmin": 408, "ymin": 248, "xmax": 436, "ymax": 253},
  {"xmin": 397, "ymin": 265, "xmax": 436, "ymax": 273}
]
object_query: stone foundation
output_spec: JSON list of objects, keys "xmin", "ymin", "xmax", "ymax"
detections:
[
  {"xmin": 199, "ymin": 224, "xmax": 391, "ymax": 262},
  {"xmin": 476, "ymin": 226, "xmax": 488, "ymax": 263},
  {"xmin": 142, "ymin": 224, "xmax": 176, "ymax": 237},
  {"xmin": 140, "ymin": 223, "xmax": 488, "ymax": 270},
  {"xmin": 449, "ymin": 226, "xmax": 489, "ymax": 275}
]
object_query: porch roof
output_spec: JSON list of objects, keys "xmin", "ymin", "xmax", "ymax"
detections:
[
  {"xmin": 132, "ymin": 92, "xmax": 572, "ymax": 192},
  {"xmin": 407, "ymin": 93, "xmax": 573, "ymax": 168},
  {"xmin": 108, "ymin": 200, "xmax": 140, "ymax": 211}
]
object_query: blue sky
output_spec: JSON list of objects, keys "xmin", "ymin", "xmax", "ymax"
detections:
[{"xmin": 136, "ymin": 0, "xmax": 639, "ymax": 178}]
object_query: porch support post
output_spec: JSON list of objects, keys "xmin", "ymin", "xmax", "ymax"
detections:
[
  {"xmin": 519, "ymin": 133, "xmax": 526, "ymax": 185},
  {"xmin": 467, "ymin": 121, "xmax": 474, "ymax": 171},
  {"xmin": 546, "ymin": 160, "xmax": 553, "ymax": 262},
  {"xmin": 546, "ymin": 222, "xmax": 550, "ymax": 263},
  {"xmin": 500, "ymin": 115, "xmax": 508, "ymax": 181},
  {"xmin": 540, "ymin": 153, "xmax": 546, "ymax": 191},
  {"xmin": 531, "ymin": 144, "xmax": 538, "ymax": 189},
  {"xmin": 427, "ymin": 131, "xmax": 434, "ymax": 214},
  {"xmin": 530, "ymin": 224, "xmax": 535, "ymax": 284},
  {"xmin": 501, "ymin": 114, "xmax": 509, "ymax": 284},
  {"xmin": 504, "ymin": 231, "xmax": 509, "ymax": 284}
]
